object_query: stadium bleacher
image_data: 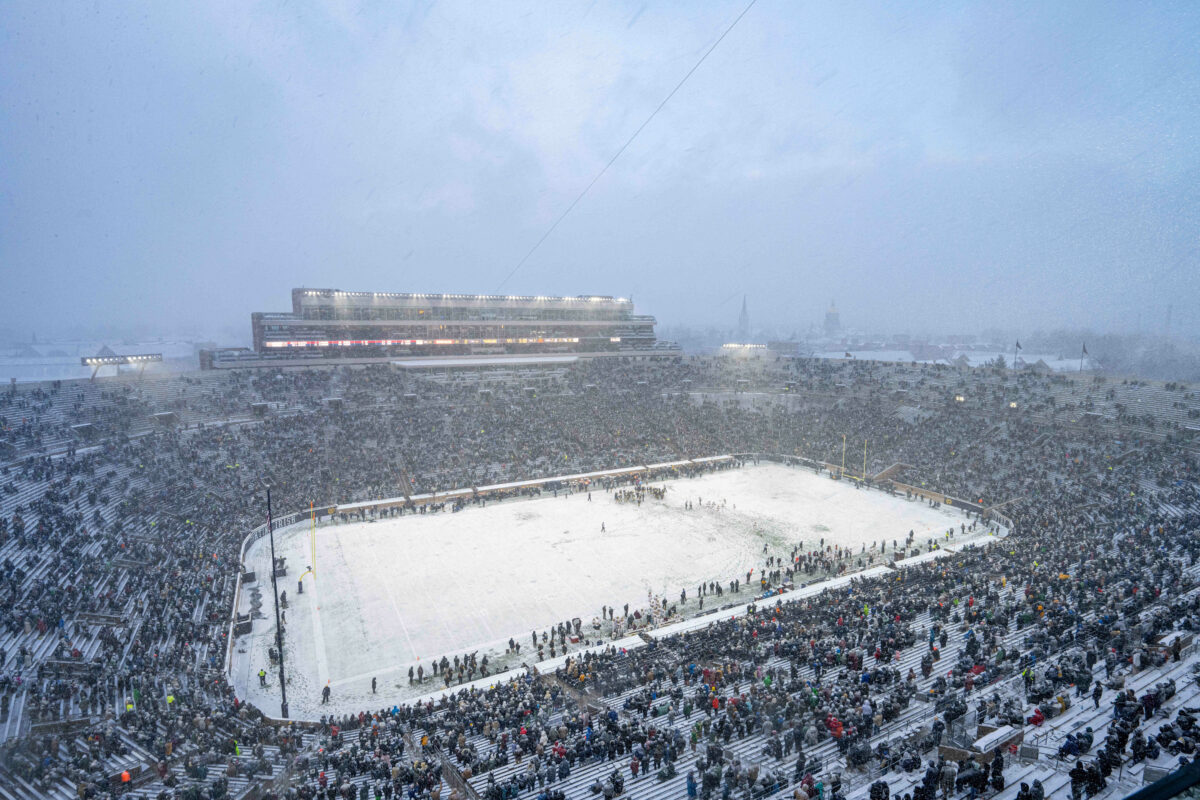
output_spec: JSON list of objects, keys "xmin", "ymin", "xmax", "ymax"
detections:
[{"xmin": 0, "ymin": 357, "xmax": 1197, "ymax": 800}]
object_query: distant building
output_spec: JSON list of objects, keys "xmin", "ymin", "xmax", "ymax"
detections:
[
  {"xmin": 824, "ymin": 301, "xmax": 841, "ymax": 337},
  {"xmin": 910, "ymin": 343, "xmax": 952, "ymax": 362},
  {"xmin": 719, "ymin": 342, "xmax": 768, "ymax": 359},
  {"xmin": 202, "ymin": 288, "xmax": 674, "ymax": 370},
  {"xmin": 1026, "ymin": 359, "xmax": 1054, "ymax": 374},
  {"xmin": 737, "ymin": 296, "xmax": 750, "ymax": 342}
]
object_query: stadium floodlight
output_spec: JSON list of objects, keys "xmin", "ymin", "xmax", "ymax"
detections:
[
  {"xmin": 1009, "ymin": 401, "xmax": 1018, "ymax": 409},
  {"xmin": 81, "ymin": 353, "xmax": 162, "ymax": 365},
  {"xmin": 81, "ymin": 353, "xmax": 163, "ymax": 379},
  {"xmin": 263, "ymin": 484, "xmax": 289, "ymax": 719},
  {"xmin": 954, "ymin": 395, "xmax": 966, "ymax": 403}
]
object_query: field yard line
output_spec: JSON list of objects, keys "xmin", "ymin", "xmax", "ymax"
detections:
[
  {"xmin": 308, "ymin": 570, "xmax": 331, "ymax": 688},
  {"xmin": 379, "ymin": 572, "xmax": 419, "ymax": 660},
  {"xmin": 321, "ymin": 580, "xmax": 422, "ymax": 690}
]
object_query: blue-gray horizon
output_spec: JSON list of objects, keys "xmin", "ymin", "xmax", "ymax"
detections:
[{"xmin": 1, "ymin": 0, "xmax": 1197, "ymax": 341}]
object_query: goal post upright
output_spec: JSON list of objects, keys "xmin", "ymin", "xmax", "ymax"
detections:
[{"xmin": 266, "ymin": 487, "xmax": 289, "ymax": 719}]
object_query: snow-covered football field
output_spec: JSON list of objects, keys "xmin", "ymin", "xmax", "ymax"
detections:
[{"xmin": 234, "ymin": 462, "xmax": 972, "ymax": 717}]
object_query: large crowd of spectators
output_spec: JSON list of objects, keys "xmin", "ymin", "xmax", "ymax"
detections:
[{"xmin": 0, "ymin": 356, "xmax": 1197, "ymax": 800}]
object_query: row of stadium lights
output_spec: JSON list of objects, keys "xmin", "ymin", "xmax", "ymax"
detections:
[
  {"xmin": 262, "ymin": 336, "xmax": 601, "ymax": 348},
  {"xmin": 308, "ymin": 291, "xmax": 629, "ymax": 303},
  {"xmin": 82, "ymin": 355, "xmax": 162, "ymax": 365}
]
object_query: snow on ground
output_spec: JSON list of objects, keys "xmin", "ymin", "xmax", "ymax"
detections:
[{"xmin": 233, "ymin": 461, "xmax": 972, "ymax": 719}]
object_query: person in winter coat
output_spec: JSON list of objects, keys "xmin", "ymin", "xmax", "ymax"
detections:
[
  {"xmin": 921, "ymin": 761, "xmax": 941, "ymax": 797},
  {"xmin": 1016, "ymin": 782, "xmax": 1032, "ymax": 800},
  {"xmin": 1086, "ymin": 760, "xmax": 1108, "ymax": 796},
  {"xmin": 1069, "ymin": 760, "xmax": 1088, "ymax": 800},
  {"xmin": 957, "ymin": 757, "xmax": 986, "ymax": 798},
  {"xmin": 794, "ymin": 748, "xmax": 808, "ymax": 778},
  {"xmin": 940, "ymin": 760, "xmax": 958, "ymax": 800},
  {"xmin": 990, "ymin": 750, "xmax": 1005, "ymax": 791},
  {"xmin": 1132, "ymin": 730, "xmax": 1148, "ymax": 762}
]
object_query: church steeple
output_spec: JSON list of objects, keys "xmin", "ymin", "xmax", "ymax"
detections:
[{"xmin": 824, "ymin": 300, "xmax": 841, "ymax": 337}]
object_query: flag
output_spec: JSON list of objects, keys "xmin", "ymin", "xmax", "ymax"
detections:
[
  {"xmin": 1015, "ymin": 340, "xmax": 1022, "ymax": 351},
  {"xmin": 1082, "ymin": 343, "xmax": 1088, "ymax": 356}
]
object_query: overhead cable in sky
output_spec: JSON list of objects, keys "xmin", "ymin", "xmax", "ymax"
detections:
[{"xmin": 496, "ymin": 0, "xmax": 760, "ymax": 291}]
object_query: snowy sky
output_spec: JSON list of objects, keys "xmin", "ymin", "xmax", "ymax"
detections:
[{"xmin": 1, "ymin": 1, "xmax": 1198, "ymax": 341}]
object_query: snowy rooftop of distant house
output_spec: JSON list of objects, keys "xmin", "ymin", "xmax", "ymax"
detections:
[{"xmin": 814, "ymin": 349, "xmax": 1086, "ymax": 372}]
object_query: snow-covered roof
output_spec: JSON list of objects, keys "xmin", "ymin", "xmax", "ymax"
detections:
[{"xmin": 811, "ymin": 348, "xmax": 1084, "ymax": 372}]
